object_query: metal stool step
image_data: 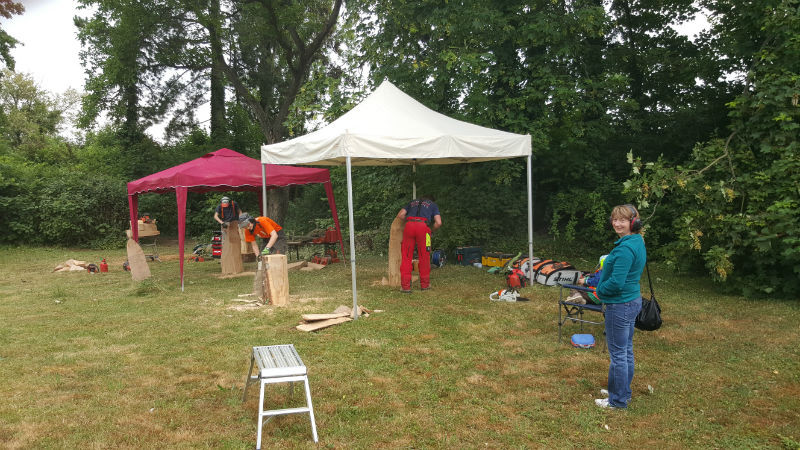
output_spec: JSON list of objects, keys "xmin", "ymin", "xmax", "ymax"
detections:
[{"xmin": 242, "ymin": 344, "xmax": 318, "ymax": 446}]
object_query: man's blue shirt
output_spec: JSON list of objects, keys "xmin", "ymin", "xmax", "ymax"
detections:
[{"xmin": 403, "ymin": 199, "xmax": 440, "ymax": 222}]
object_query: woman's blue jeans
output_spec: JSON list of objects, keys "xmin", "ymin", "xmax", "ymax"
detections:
[{"xmin": 604, "ymin": 297, "xmax": 642, "ymax": 408}]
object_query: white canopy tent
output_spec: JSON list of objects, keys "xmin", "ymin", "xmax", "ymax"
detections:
[{"xmin": 261, "ymin": 81, "xmax": 533, "ymax": 317}]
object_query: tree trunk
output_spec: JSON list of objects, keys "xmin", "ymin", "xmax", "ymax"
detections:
[
  {"xmin": 266, "ymin": 187, "xmax": 289, "ymax": 227},
  {"xmin": 208, "ymin": 0, "xmax": 226, "ymax": 142}
]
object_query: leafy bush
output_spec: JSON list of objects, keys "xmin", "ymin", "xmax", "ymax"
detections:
[
  {"xmin": 36, "ymin": 168, "xmax": 128, "ymax": 246},
  {"xmin": 548, "ymin": 189, "xmax": 612, "ymax": 249}
]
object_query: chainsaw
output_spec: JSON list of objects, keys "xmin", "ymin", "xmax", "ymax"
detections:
[{"xmin": 489, "ymin": 288, "xmax": 530, "ymax": 302}]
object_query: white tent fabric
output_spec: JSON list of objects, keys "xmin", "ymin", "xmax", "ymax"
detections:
[
  {"xmin": 261, "ymin": 81, "xmax": 531, "ymax": 166},
  {"xmin": 261, "ymin": 81, "xmax": 533, "ymax": 318}
]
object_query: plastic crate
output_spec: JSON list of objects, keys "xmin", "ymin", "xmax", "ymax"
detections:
[{"xmin": 455, "ymin": 246, "xmax": 482, "ymax": 266}]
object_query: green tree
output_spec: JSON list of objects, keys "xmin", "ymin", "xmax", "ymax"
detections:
[
  {"xmin": 605, "ymin": 0, "xmax": 732, "ymax": 166},
  {"xmin": 0, "ymin": 0, "xmax": 24, "ymax": 71},
  {"xmin": 76, "ymin": 0, "xmax": 201, "ymax": 146},
  {"xmin": 0, "ymin": 69, "xmax": 66, "ymax": 161},
  {"xmin": 626, "ymin": 0, "xmax": 800, "ymax": 296}
]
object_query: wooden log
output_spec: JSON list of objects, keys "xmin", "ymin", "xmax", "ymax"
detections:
[
  {"xmin": 301, "ymin": 312, "xmax": 350, "ymax": 322},
  {"xmin": 387, "ymin": 216, "xmax": 404, "ymax": 287},
  {"xmin": 126, "ymin": 239, "xmax": 151, "ymax": 281},
  {"xmin": 296, "ymin": 316, "xmax": 351, "ymax": 332},
  {"xmin": 265, "ymin": 254, "xmax": 288, "ymax": 306}
]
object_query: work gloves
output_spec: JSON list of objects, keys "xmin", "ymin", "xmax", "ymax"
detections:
[
  {"xmin": 261, "ymin": 247, "xmax": 271, "ymax": 255},
  {"xmin": 221, "ymin": 222, "xmax": 229, "ymax": 229}
]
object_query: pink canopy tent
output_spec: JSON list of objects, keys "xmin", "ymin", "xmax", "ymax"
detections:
[{"xmin": 127, "ymin": 148, "xmax": 345, "ymax": 290}]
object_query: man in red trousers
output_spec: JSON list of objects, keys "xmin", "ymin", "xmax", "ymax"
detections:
[{"xmin": 396, "ymin": 195, "xmax": 442, "ymax": 293}]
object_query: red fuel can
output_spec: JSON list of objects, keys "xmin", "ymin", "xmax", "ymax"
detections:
[{"xmin": 100, "ymin": 259, "xmax": 109, "ymax": 272}]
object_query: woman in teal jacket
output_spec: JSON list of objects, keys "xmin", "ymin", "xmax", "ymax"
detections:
[{"xmin": 595, "ymin": 204, "xmax": 646, "ymax": 409}]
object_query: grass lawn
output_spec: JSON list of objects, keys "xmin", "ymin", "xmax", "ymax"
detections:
[{"xmin": 1, "ymin": 243, "xmax": 799, "ymax": 449}]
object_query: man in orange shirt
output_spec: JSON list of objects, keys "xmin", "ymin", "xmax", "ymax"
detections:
[{"xmin": 238, "ymin": 213, "xmax": 287, "ymax": 257}]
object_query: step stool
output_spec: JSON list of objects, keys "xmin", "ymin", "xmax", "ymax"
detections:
[{"xmin": 242, "ymin": 345, "xmax": 318, "ymax": 447}]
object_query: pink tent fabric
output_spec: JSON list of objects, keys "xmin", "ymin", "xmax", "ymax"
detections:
[{"xmin": 127, "ymin": 148, "xmax": 345, "ymax": 290}]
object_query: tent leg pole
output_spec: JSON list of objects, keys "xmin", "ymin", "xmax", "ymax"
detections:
[
  {"xmin": 261, "ymin": 164, "xmax": 268, "ymax": 215},
  {"xmin": 527, "ymin": 155, "xmax": 534, "ymax": 283},
  {"xmin": 346, "ymin": 156, "xmax": 358, "ymax": 320},
  {"xmin": 412, "ymin": 161, "xmax": 416, "ymax": 199}
]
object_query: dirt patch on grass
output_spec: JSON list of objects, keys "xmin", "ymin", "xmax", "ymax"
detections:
[{"xmin": 1, "ymin": 421, "xmax": 44, "ymax": 449}]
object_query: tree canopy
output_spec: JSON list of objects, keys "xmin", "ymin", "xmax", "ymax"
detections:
[{"xmin": 0, "ymin": 0, "xmax": 797, "ymax": 296}]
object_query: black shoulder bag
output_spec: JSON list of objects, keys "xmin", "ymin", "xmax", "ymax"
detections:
[{"xmin": 635, "ymin": 263, "xmax": 662, "ymax": 331}]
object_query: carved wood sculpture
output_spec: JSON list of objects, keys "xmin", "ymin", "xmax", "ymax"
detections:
[
  {"xmin": 126, "ymin": 238, "xmax": 151, "ymax": 281},
  {"xmin": 387, "ymin": 215, "xmax": 404, "ymax": 287},
  {"xmin": 221, "ymin": 220, "xmax": 244, "ymax": 274}
]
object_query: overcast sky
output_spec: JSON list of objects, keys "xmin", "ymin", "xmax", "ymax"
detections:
[{"xmin": 2, "ymin": 0, "xmax": 85, "ymax": 94}]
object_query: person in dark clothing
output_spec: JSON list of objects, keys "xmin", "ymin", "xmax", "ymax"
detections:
[
  {"xmin": 396, "ymin": 195, "xmax": 442, "ymax": 293},
  {"xmin": 214, "ymin": 196, "xmax": 242, "ymax": 229}
]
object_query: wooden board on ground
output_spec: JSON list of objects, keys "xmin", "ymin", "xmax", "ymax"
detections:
[
  {"xmin": 301, "ymin": 312, "xmax": 350, "ymax": 321},
  {"xmin": 299, "ymin": 262, "xmax": 326, "ymax": 271},
  {"xmin": 126, "ymin": 238, "xmax": 151, "ymax": 281},
  {"xmin": 333, "ymin": 304, "xmax": 371, "ymax": 316},
  {"xmin": 287, "ymin": 260, "xmax": 308, "ymax": 270},
  {"xmin": 221, "ymin": 221, "xmax": 244, "ymax": 274},
  {"xmin": 296, "ymin": 316, "xmax": 351, "ymax": 332},
  {"xmin": 217, "ymin": 271, "xmax": 255, "ymax": 279},
  {"xmin": 53, "ymin": 259, "xmax": 88, "ymax": 272},
  {"xmin": 387, "ymin": 215, "xmax": 404, "ymax": 287}
]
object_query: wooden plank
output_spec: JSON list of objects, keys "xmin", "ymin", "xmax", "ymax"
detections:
[
  {"xmin": 296, "ymin": 316, "xmax": 351, "ymax": 332},
  {"xmin": 387, "ymin": 215, "xmax": 404, "ymax": 287},
  {"xmin": 287, "ymin": 260, "xmax": 308, "ymax": 270},
  {"xmin": 301, "ymin": 312, "xmax": 350, "ymax": 322},
  {"xmin": 220, "ymin": 220, "xmax": 244, "ymax": 274},
  {"xmin": 126, "ymin": 238, "xmax": 151, "ymax": 281},
  {"xmin": 332, "ymin": 305, "xmax": 369, "ymax": 317},
  {"xmin": 300, "ymin": 262, "xmax": 327, "ymax": 271},
  {"xmin": 216, "ymin": 271, "xmax": 255, "ymax": 279}
]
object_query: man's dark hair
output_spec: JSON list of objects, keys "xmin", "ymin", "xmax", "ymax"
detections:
[{"xmin": 420, "ymin": 195, "xmax": 436, "ymax": 202}]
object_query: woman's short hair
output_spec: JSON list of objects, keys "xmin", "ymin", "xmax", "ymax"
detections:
[
  {"xmin": 610, "ymin": 205, "xmax": 635, "ymax": 221},
  {"xmin": 610, "ymin": 204, "xmax": 642, "ymax": 233}
]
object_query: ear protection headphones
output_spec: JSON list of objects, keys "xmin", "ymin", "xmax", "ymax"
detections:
[{"xmin": 610, "ymin": 204, "xmax": 643, "ymax": 232}]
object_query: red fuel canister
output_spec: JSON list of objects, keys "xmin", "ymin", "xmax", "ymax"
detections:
[{"xmin": 100, "ymin": 258, "xmax": 109, "ymax": 272}]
